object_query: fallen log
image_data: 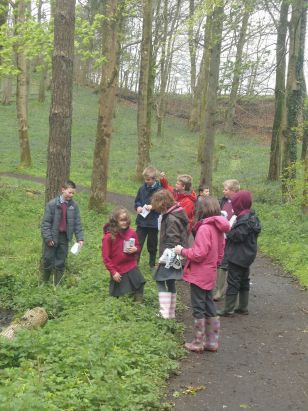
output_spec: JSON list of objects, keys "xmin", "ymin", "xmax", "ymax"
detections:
[{"xmin": 0, "ymin": 307, "xmax": 48, "ymax": 340}]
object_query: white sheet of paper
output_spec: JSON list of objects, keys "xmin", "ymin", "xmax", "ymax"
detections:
[{"xmin": 140, "ymin": 206, "xmax": 150, "ymax": 218}]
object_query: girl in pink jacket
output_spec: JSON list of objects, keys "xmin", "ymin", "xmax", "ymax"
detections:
[{"xmin": 175, "ymin": 197, "xmax": 230, "ymax": 353}]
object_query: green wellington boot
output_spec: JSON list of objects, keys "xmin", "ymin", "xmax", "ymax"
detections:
[
  {"xmin": 213, "ymin": 269, "xmax": 227, "ymax": 301},
  {"xmin": 217, "ymin": 294, "xmax": 237, "ymax": 317},
  {"xmin": 234, "ymin": 290, "xmax": 249, "ymax": 315}
]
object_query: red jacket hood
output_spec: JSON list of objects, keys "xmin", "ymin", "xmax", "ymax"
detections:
[{"xmin": 232, "ymin": 190, "xmax": 252, "ymax": 217}]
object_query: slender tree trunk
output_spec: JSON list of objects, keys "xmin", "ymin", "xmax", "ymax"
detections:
[
  {"xmin": 156, "ymin": 0, "xmax": 168, "ymax": 139},
  {"xmin": 16, "ymin": 0, "xmax": 31, "ymax": 167},
  {"xmin": 224, "ymin": 4, "xmax": 251, "ymax": 133},
  {"xmin": 200, "ymin": 4, "xmax": 224, "ymax": 191},
  {"xmin": 282, "ymin": 0, "xmax": 306, "ymax": 198},
  {"xmin": 38, "ymin": 63, "xmax": 48, "ymax": 103},
  {"xmin": 1, "ymin": 77, "xmax": 12, "ymax": 105},
  {"xmin": 136, "ymin": 0, "xmax": 153, "ymax": 180},
  {"xmin": 89, "ymin": 0, "xmax": 123, "ymax": 212},
  {"xmin": 268, "ymin": 0, "xmax": 289, "ymax": 181},
  {"xmin": 45, "ymin": 0, "xmax": 75, "ymax": 202},
  {"xmin": 197, "ymin": 13, "xmax": 212, "ymax": 162}
]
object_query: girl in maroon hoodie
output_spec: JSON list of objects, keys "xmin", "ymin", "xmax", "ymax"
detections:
[
  {"xmin": 102, "ymin": 207, "xmax": 145, "ymax": 300},
  {"xmin": 175, "ymin": 197, "xmax": 230, "ymax": 353}
]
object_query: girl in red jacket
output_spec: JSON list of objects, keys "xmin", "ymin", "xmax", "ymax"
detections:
[
  {"xmin": 175, "ymin": 197, "xmax": 230, "ymax": 353},
  {"xmin": 102, "ymin": 207, "xmax": 145, "ymax": 300}
]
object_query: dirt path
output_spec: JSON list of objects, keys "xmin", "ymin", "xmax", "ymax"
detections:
[
  {"xmin": 168, "ymin": 256, "xmax": 308, "ymax": 411},
  {"xmin": 1, "ymin": 172, "xmax": 307, "ymax": 410}
]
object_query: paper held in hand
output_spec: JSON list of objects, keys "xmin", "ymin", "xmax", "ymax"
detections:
[
  {"xmin": 71, "ymin": 242, "xmax": 81, "ymax": 255},
  {"xmin": 140, "ymin": 205, "xmax": 150, "ymax": 218}
]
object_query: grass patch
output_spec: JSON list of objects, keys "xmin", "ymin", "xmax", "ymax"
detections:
[{"xmin": 0, "ymin": 181, "xmax": 184, "ymax": 409}]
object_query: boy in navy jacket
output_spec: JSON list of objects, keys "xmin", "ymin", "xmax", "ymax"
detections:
[{"xmin": 134, "ymin": 166, "xmax": 161, "ymax": 271}]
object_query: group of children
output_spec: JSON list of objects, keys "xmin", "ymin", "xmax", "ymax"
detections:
[
  {"xmin": 41, "ymin": 169, "xmax": 261, "ymax": 354},
  {"xmin": 101, "ymin": 167, "xmax": 261, "ymax": 354}
]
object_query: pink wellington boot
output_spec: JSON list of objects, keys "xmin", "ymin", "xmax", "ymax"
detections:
[{"xmin": 185, "ymin": 318, "xmax": 206, "ymax": 353}]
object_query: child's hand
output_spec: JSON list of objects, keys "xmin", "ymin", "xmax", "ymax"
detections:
[
  {"xmin": 112, "ymin": 272, "xmax": 121, "ymax": 283},
  {"xmin": 174, "ymin": 245, "xmax": 183, "ymax": 255},
  {"xmin": 127, "ymin": 246, "xmax": 137, "ymax": 254},
  {"xmin": 137, "ymin": 206, "xmax": 143, "ymax": 214},
  {"xmin": 144, "ymin": 204, "xmax": 152, "ymax": 211}
]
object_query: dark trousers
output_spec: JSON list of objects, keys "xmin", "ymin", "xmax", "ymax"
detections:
[
  {"xmin": 226, "ymin": 261, "xmax": 250, "ymax": 295},
  {"xmin": 136, "ymin": 226, "xmax": 158, "ymax": 267},
  {"xmin": 190, "ymin": 283, "xmax": 217, "ymax": 319},
  {"xmin": 43, "ymin": 233, "xmax": 68, "ymax": 284},
  {"xmin": 156, "ymin": 280, "xmax": 176, "ymax": 293}
]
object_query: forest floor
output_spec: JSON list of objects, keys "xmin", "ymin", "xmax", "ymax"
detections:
[{"xmin": 1, "ymin": 172, "xmax": 307, "ymax": 411}]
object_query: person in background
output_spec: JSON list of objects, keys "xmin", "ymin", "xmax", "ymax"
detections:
[
  {"xmin": 102, "ymin": 207, "xmax": 145, "ymax": 301},
  {"xmin": 134, "ymin": 166, "xmax": 161, "ymax": 272},
  {"xmin": 160, "ymin": 172, "xmax": 197, "ymax": 235},
  {"xmin": 197, "ymin": 185, "xmax": 210, "ymax": 202},
  {"xmin": 175, "ymin": 197, "xmax": 230, "ymax": 353},
  {"xmin": 151, "ymin": 189, "xmax": 188, "ymax": 319},
  {"xmin": 217, "ymin": 190, "xmax": 261, "ymax": 316},
  {"xmin": 213, "ymin": 179, "xmax": 240, "ymax": 301},
  {"xmin": 41, "ymin": 180, "xmax": 84, "ymax": 285}
]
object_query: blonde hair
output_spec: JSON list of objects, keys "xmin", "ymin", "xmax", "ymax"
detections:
[
  {"xmin": 108, "ymin": 207, "xmax": 131, "ymax": 239},
  {"xmin": 177, "ymin": 175, "xmax": 192, "ymax": 191},
  {"xmin": 194, "ymin": 197, "xmax": 221, "ymax": 221},
  {"xmin": 142, "ymin": 166, "xmax": 158, "ymax": 179},
  {"xmin": 223, "ymin": 179, "xmax": 240, "ymax": 192},
  {"xmin": 151, "ymin": 189, "xmax": 175, "ymax": 213}
]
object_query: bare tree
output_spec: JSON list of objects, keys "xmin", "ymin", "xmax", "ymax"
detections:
[
  {"xmin": 89, "ymin": 0, "xmax": 124, "ymax": 211},
  {"xmin": 281, "ymin": 0, "xmax": 306, "ymax": 198},
  {"xmin": 224, "ymin": 1, "xmax": 253, "ymax": 134},
  {"xmin": 45, "ymin": 0, "xmax": 75, "ymax": 202},
  {"xmin": 268, "ymin": 0, "xmax": 289, "ymax": 181},
  {"xmin": 16, "ymin": 0, "xmax": 31, "ymax": 167},
  {"xmin": 200, "ymin": 3, "xmax": 224, "ymax": 190},
  {"xmin": 136, "ymin": 0, "xmax": 153, "ymax": 180}
]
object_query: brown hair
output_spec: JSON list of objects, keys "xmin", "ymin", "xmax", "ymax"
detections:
[
  {"xmin": 177, "ymin": 175, "xmax": 192, "ymax": 191},
  {"xmin": 151, "ymin": 189, "xmax": 175, "ymax": 213},
  {"xmin": 108, "ymin": 207, "xmax": 131, "ymax": 238},
  {"xmin": 62, "ymin": 180, "xmax": 76, "ymax": 189},
  {"xmin": 194, "ymin": 196, "xmax": 221, "ymax": 221},
  {"xmin": 142, "ymin": 166, "xmax": 158, "ymax": 179}
]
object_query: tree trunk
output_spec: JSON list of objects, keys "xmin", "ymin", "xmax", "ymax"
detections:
[
  {"xmin": 16, "ymin": 0, "xmax": 31, "ymax": 167},
  {"xmin": 1, "ymin": 76, "xmax": 12, "ymax": 105},
  {"xmin": 200, "ymin": 4, "xmax": 224, "ymax": 191},
  {"xmin": 224, "ymin": 3, "xmax": 251, "ymax": 134},
  {"xmin": 268, "ymin": 0, "xmax": 289, "ymax": 181},
  {"xmin": 282, "ymin": 0, "xmax": 306, "ymax": 198},
  {"xmin": 136, "ymin": 0, "xmax": 153, "ymax": 181},
  {"xmin": 45, "ymin": 0, "xmax": 75, "ymax": 202},
  {"xmin": 0, "ymin": 307, "xmax": 48, "ymax": 340},
  {"xmin": 88, "ymin": 0, "xmax": 123, "ymax": 212}
]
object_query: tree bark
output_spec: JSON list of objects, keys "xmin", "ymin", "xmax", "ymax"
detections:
[
  {"xmin": 282, "ymin": 0, "xmax": 306, "ymax": 198},
  {"xmin": 268, "ymin": 0, "xmax": 289, "ymax": 181},
  {"xmin": 45, "ymin": 0, "xmax": 75, "ymax": 202},
  {"xmin": 200, "ymin": 4, "xmax": 224, "ymax": 191},
  {"xmin": 136, "ymin": 0, "xmax": 153, "ymax": 181},
  {"xmin": 88, "ymin": 0, "xmax": 123, "ymax": 212},
  {"xmin": 16, "ymin": 0, "xmax": 31, "ymax": 167},
  {"xmin": 0, "ymin": 307, "xmax": 48, "ymax": 340}
]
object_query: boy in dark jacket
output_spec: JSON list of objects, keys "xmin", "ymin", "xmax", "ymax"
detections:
[
  {"xmin": 41, "ymin": 180, "xmax": 84, "ymax": 285},
  {"xmin": 217, "ymin": 190, "xmax": 261, "ymax": 316},
  {"xmin": 135, "ymin": 166, "xmax": 161, "ymax": 271}
]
